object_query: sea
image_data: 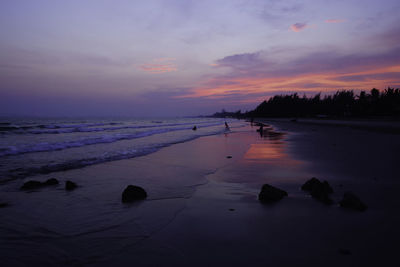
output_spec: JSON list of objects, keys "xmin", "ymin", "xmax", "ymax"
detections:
[{"xmin": 0, "ymin": 117, "xmax": 245, "ymax": 183}]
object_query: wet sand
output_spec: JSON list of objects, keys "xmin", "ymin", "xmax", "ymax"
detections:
[{"xmin": 1, "ymin": 122, "xmax": 399, "ymax": 266}]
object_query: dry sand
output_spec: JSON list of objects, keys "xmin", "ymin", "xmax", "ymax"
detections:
[{"xmin": 1, "ymin": 121, "xmax": 399, "ymax": 266}]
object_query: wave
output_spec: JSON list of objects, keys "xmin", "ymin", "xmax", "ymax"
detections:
[
  {"xmin": 2, "ymin": 120, "xmax": 223, "ymax": 135},
  {"xmin": 0, "ymin": 121, "xmax": 225, "ymax": 157},
  {"xmin": 6, "ymin": 128, "xmax": 227, "ymax": 178},
  {"xmin": 0, "ymin": 126, "xmax": 20, "ymax": 132},
  {"xmin": 37, "ymin": 122, "xmax": 120, "ymax": 129},
  {"xmin": 0, "ymin": 122, "xmax": 122, "ymax": 133}
]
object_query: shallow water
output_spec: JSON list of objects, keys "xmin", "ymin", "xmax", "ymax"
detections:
[
  {"xmin": 0, "ymin": 119, "xmax": 252, "ymax": 266},
  {"xmin": 6, "ymin": 121, "xmax": 389, "ymax": 266},
  {"xmin": 0, "ymin": 117, "xmax": 244, "ymax": 181}
]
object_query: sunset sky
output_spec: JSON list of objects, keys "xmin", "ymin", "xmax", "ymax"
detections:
[{"xmin": 1, "ymin": 0, "xmax": 399, "ymax": 116}]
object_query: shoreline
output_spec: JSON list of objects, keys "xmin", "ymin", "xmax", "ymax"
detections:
[
  {"xmin": 256, "ymin": 117, "xmax": 400, "ymax": 134},
  {"xmin": 1, "ymin": 122, "xmax": 399, "ymax": 266}
]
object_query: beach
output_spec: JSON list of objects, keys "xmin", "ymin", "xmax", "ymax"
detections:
[{"xmin": 1, "ymin": 119, "xmax": 400, "ymax": 266}]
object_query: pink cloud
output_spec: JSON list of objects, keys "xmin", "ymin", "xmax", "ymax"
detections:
[
  {"xmin": 290, "ymin": 23, "xmax": 308, "ymax": 32},
  {"xmin": 139, "ymin": 58, "xmax": 177, "ymax": 73},
  {"xmin": 177, "ymin": 46, "xmax": 400, "ymax": 100},
  {"xmin": 325, "ymin": 19, "xmax": 346, "ymax": 23}
]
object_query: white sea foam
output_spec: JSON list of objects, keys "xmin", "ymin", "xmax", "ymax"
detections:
[
  {"xmin": 0, "ymin": 118, "xmax": 245, "ymax": 180},
  {"xmin": 0, "ymin": 121, "xmax": 225, "ymax": 157}
]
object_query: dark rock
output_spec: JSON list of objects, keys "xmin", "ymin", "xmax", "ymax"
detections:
[
  {"xmin": 340, "ymin": 192, "xmax": 367, "ymax": 211},
  {"xmin": 229, "ymin": 208, "xmax": 235, "ymax": 211},
  {"xmin": 322, "ymin": 181, "xmax": 333, "ymax": 193},
  {"xmin": 122, "ymin": 185, "xmax": 147, "ymax": 203},
  {"xmin": 301, "ymin": 177, "xmax": 320, "ymax": 191},
  {"xmin": 65, "ymin": 180, "xmax": 78, "ymax": 191},
  {"xmin": 192, "ymin": 126, "xmax": 197, "ymax": 131},
  {"xmin": 20, "ymin": 180, "xmax": 43, "ymax": 190},
  {"xmin": 0, "ymin": 202, "xmax": 9, "ymax": 208},
  {"xmin": 44, "ymin": 178, "xmax": 59, "ymax": 186},
  {"xmin": 226, "ymin": 156, "xmax": 232, "ymax": 159},
  {"xmin": 302, "ymin": 178, "xmax": 333, "ymax": 205},
  {"xmin": 21, "ymin": 178, "xmax": 59, "ymax": 190},
  {"xmin": 310, "ymin": 185, "xmax": 333, "ymax": 205},
  {"xmin": 258, "ymin": 184, "xmax": 288, "ymax": 203}
]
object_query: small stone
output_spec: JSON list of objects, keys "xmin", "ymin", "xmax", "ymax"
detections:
[
  {"xmin": 310, "ymin": 186, "xmax": 333, "ymax": 205},
  {"xmin": 226, "ymin": 156, "xmax": 232, "ymax": 159},
  {"xmin": 322, "ymin": 181, "xmax": 333, "ymax": 194},
  {"xmin": 122, "ymin": 185, "xmax": 147, "ymax": 203},
  {"xmin": 302, "ymin": 177, "xmax": 333, "ymax": 205},
  {"xmin": 44, "ymin": 178, "xmax": 59, "ymax": 185},
  {"xmin": 258, "ymin": 184, "xmax": 288, "ymax": 203},
  {"xmin": 65, "ymin": 180, "xmax": 78, "ymax": 191},
  {"xmin": 229, "ymin": 208, "xmax": 235, "ymax": 211},
  {"xmin": 301, "ymin": 177, "xmax": 320, "ymax": 191},
  {"xmin": 21, "ymin": 178, "xmax": 59, "ymax": 190},
  {"xmin": 20, "ymin": 180, "xmax": 43, "ymax": 190},
  {"xmin": 340, "ymin": 192, "xmax": 367, "ymax": 211},
  {"xmin": 0, "ymin": 202, "xmax": 9, "ymax": 208}
]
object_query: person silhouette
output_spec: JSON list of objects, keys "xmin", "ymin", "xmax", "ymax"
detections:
[{"xmin": 225, "ymin": 122, "xmax": 230, "ymax": 130}]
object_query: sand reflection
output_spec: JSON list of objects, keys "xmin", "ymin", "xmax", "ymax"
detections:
[
  {"xmin": 244, "ymin": 143, "xmax": 285, "ymax": 161},
  {"xmin": 243, "ymin": 131, "xmax": 302, "ymax": 168}
]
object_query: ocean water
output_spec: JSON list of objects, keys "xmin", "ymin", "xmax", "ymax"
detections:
[
  {"xmin": 0, "ymin": 117, "xmax": 244, "ymax": 183},
  {"xmin": 0, "ymin": 117, "xmax": 250, "ymax": 266}
]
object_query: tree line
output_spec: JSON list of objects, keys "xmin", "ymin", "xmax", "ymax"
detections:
[{"xmin": 212, "ymin": 88, "xmax": 400, "ymax": 118}]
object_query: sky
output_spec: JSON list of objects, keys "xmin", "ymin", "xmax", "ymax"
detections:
[{"xmin": 0, "ymin": 0, "xmax": 399, "ymax": 117}]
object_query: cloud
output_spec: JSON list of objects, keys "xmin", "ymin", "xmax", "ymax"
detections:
[
  {"xmin": 247, "ymin": 1, "xmax": 304, "ymax": 26},
  {"xmin": 372, "ymin": 26, "xmax": 400, "ymax": 47},
  {"xmin": 290, "ymin": 22, "xmax": 308, "ymax": 32},
  {"xmin": 325, "ymin": 19, "xmax": 346, "ymax": 23},
  {"xmin": 215, "ymin": 52, "xmax": 269, "ymax": 72},
  {"xmin": 177, "ymin": 44, "xmax": 400, "ymax": 102},
  {"xmin": 139, "ymin": 58, "xmax": 177, "ymax": 73}
]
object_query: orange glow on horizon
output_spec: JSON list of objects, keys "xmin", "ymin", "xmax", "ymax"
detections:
[{"xmin": 177, "ymin": 64, "xmax": 400, "ymax": 102}]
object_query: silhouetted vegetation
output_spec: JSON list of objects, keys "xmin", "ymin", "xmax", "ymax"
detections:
[
  {"xmin": 211, "ymin": 109, "xmax": 245, "ymax": 118},
  {"xmin": 212, "ymin": 88, "xmax": 400, "ymax": 118},
  {"xmin": 249, "ymin": 88, "xmax": 400, "ymax": 118}
]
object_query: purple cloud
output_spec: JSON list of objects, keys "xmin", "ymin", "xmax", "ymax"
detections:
[
  {"xmin": 182, "ymin": 25, "xmax": 400, "ymax": 102},
  {"xmin": 211, "ymin": 45, "xmax": 400, "ymax": 80},
  {"xmin": 215, "ymin": 52, "xmax": 273, "ymax": 73}
]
